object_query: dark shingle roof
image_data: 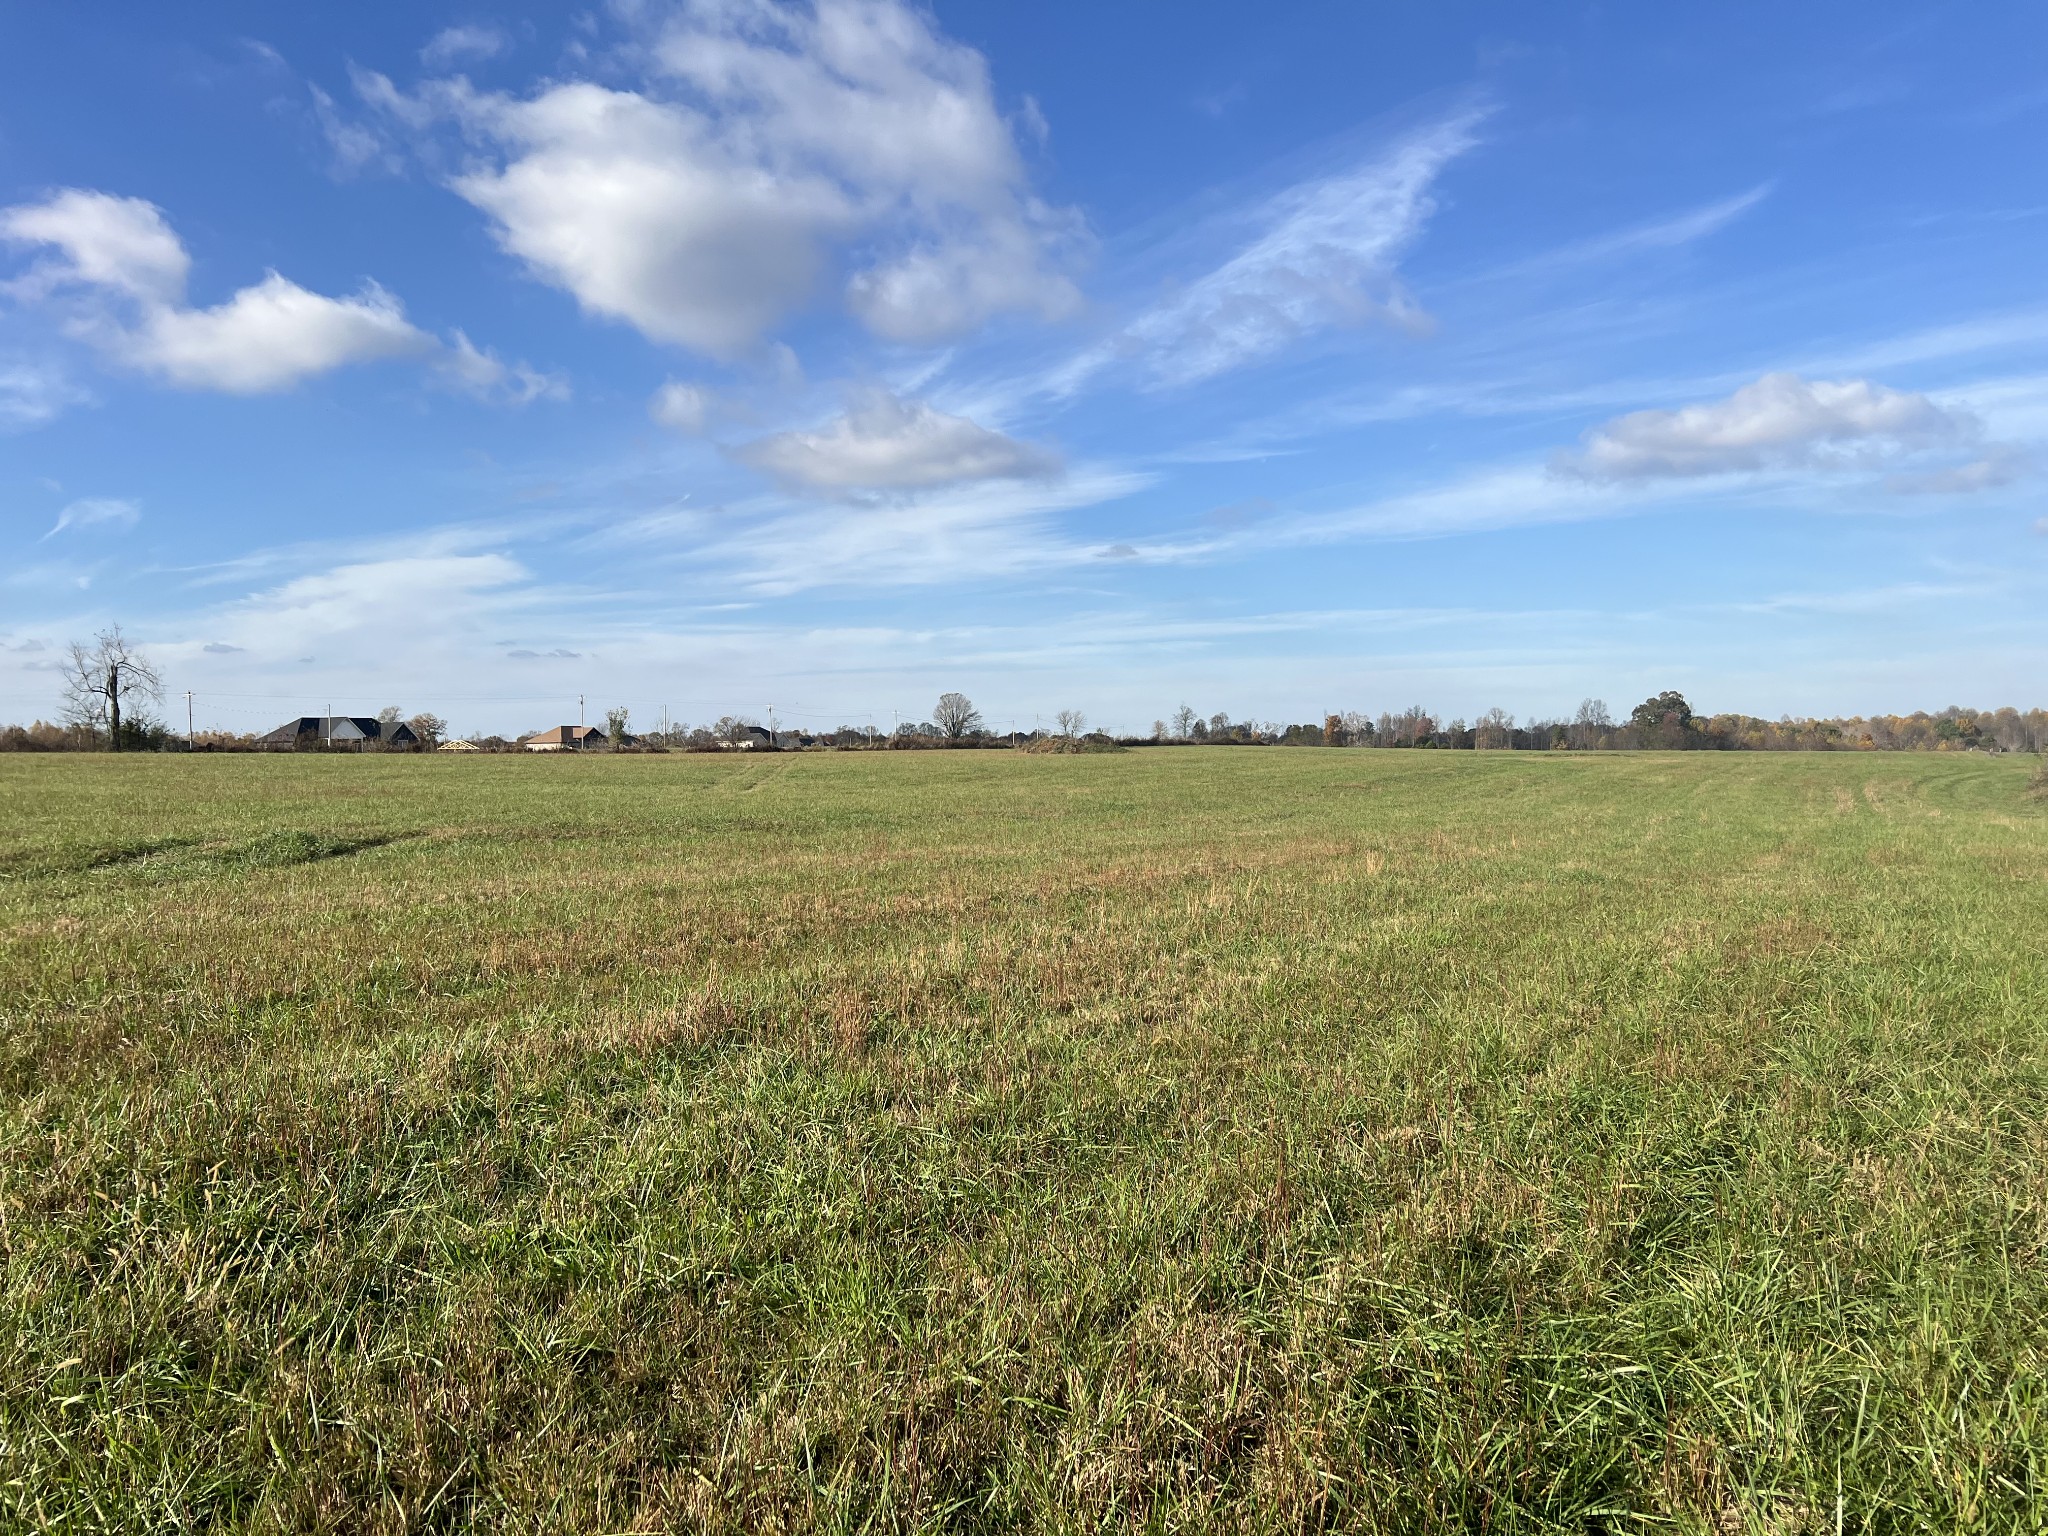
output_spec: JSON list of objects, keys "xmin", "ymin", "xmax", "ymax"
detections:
[{"xmin": 258, "ymin": 716, "xmax": 420, "ymax": 747}]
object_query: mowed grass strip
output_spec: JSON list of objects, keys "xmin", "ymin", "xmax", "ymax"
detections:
[{"xmin": 1, "ymin": 750, "xmax": 2044, "ymax": 1533}]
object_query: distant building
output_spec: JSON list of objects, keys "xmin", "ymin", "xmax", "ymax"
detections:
[
  {"xmin": 257, "ymin": 716, "xmax": 421, "ymax": 751},
  {"xmin": 736, "ymin": 724, "xmax": 775, "ymax": 750},
  {"xmin": 523, "ymin": 725, "xmax": 607, "ymax": 752}
]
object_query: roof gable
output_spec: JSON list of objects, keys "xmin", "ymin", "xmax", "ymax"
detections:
[
  {"xmin": 259, "ymin": 715, "xmax": 419, "ymax": 745},
  {"xmin": 526, "ymin": 725, "xmax": 607, "ymax": 745}
]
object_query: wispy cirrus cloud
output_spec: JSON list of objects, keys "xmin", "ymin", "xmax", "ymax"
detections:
[
  {"xmin": 45, "ymin": 496, "xmax": 140, "ymax": 538},
  {"xmin": 438, "ymin": 329, "xmax": 570, "ymax": 405},
  {"xmin": 1051, "ymin": 104, "xmax": 1488, "ymax": 393},
  {"xmin": 0, "ymin": 358, "xmax": 88, "ymax": 429},
  {"xmin": 690, "ymin": 465, "xmax": 1152, "ymax": 595},
  {"xmin": 420, "ymin": 24, "xmax": 508, "ymax": 67},
  {"xmin": 211, "ymin": 552, "xmax": 534, "ymax": 657},
  {"xmin": 1474, "ymin": 185, "xmax": 1771, "ymax": 285},
  {"xmin": 1262, "ymin": 463, "xmax": 1636, "ymax": 549},
  {"xmin": 1884, "ymin": 448, "xmax": 2030, "ymax": 494}
]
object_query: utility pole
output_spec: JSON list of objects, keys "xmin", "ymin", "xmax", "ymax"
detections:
[
  {"xmin": 767, "ymin": 703, "xmax": 777, "ymax": 741},
  {"xmin": 579, "ymin": 693, "xmax": 585, "ymax": 727},
  {"xmin": 185, "ymin": 690, "xmax": 194, "ymax": 743}
]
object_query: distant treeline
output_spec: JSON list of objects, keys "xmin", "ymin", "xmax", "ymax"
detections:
[
  {"xmin": 4, "ymin": 693, "xmax": 2045, "ymax": 754},
  {"xmin": 1282, "ymin": 695, "xmax": 2048, "ymax": 753}
]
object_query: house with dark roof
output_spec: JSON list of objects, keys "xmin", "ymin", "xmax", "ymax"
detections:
[
  {"xmin": 257, "ymin": 716, "xmax": 421, "ymax": 751},
  {"xmin": 523, "ymin": 725, "xmax": 608, "ymax": 752}
]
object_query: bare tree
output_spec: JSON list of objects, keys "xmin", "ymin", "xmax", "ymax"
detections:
[
  {"xmin": 1171, "ymin": 704, "xmax": 1197, "ymax": 740},
  {"xmin": 606, "ymin": 705, "xmax": 631, "ymax": 746},
  {"xmin": 713, "ymin": 714, "xmax": 759, "ymax": 745},
  {"xmin": 1056, "ymin": 708, "xmax": 1086, "ymax": 740},
  {"xmin": 933, "ymin": 692, "xmax": 982, "ymax": 740},
  {"xmin": 1477, "ymin": 707, "xmax": 1514, "ymax": 750},
  {"xmin": 1378, "ymin": 706, "xmax": 1434, "ymax": 747},
  {"xmin": 62, "ymin": 625, "xmax": 163, "ymax": 751},
  {"xmin": 1570, "ymin": 698, "xmax": 1612, "ymax": 750},
  {"xmin": 407, "ymin": 712, "xmax": 447, "ymax": 748}
]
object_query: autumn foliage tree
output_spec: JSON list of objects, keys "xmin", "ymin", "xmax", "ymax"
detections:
[{"xmin": 1631, "ymin": 691, "xmax": 1694, "ymax": 747}]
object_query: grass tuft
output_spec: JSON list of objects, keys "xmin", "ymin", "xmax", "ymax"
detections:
[{"xmin": 215, "ymin": 828, "xmax": 392, "ymax": 869}]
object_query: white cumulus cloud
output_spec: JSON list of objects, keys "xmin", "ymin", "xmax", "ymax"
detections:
[
  {"xmin": 1560, "ymin": 372, "xmax": 1973, "ymax": 480},
  {"xmin": 124, "ymin": 273, "xmax": 429, "ymax": 393},
  {"xmin": 650, "ymin": 379, "xmax": 714, "ymax": 434},
  {"xmin": 1, "ymin": 189, "xmax": 190, "ymax": 304},
  {"xmin": 1, "ymin": 189, "xmax": 431, "ymax": 391},
  {"xmin": 733, "ymin": 387, "xmax": 1058, "ymax": 493},
  {"xmin": 1, "ymin": 188, "xmax": 554, "ymax": 399},
  {"xmin": 449, "ymin": 82, "xmax": 844, "ymax": 357},
  {"xmin": 381, "ymin": 0, "xmax": 1083, "ymax": 357}
]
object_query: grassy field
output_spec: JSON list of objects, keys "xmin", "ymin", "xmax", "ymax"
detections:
[{"xmin": 2, "ymin": 749, "xmax": 2045, "ymax": 1533}]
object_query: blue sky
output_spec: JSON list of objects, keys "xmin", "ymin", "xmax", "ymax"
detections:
[{"xmin": 2, "ymin": 1, "xmax": 2044, "ymax": 739}]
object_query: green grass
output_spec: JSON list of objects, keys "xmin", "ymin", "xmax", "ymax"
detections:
[{"xmin": 2, "ymin": 749, "xmax": 2045, "ymax": 1533}]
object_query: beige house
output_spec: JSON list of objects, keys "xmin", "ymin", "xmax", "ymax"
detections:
[{"xmin": 523, "ymin": 725, "xmax": 607, "ymax": 752}]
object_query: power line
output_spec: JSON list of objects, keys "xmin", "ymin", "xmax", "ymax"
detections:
[{"xmin": 0, "ymin": 687, "xmax": 922, "ymax": 714}]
